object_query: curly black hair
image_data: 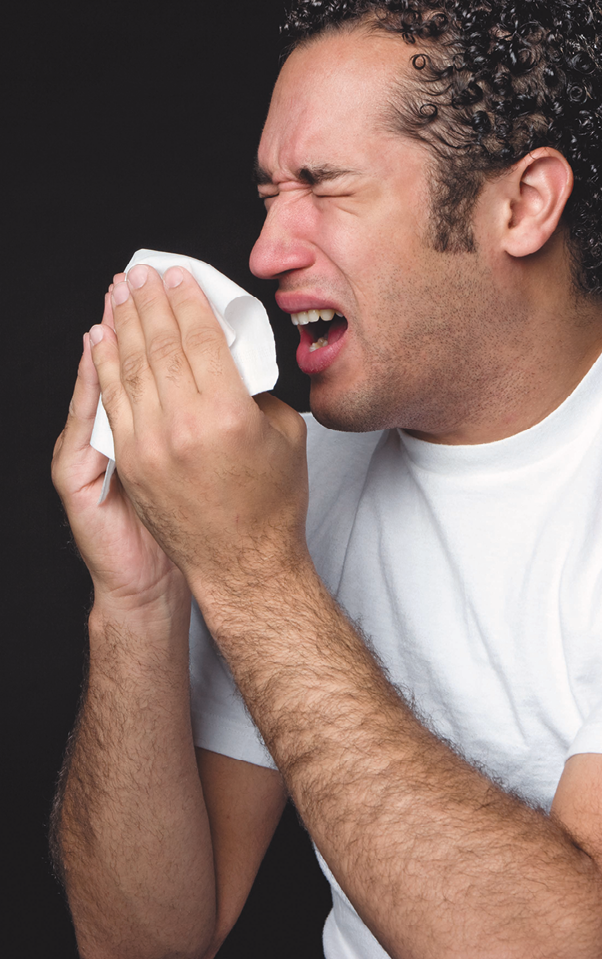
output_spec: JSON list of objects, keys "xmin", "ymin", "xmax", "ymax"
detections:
[{"xmin": 282, "ymin": 1, "xmax": 602, "ymax": 295}]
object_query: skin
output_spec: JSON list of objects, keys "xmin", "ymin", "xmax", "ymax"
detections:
[
  {"xmin": 51, "ymin": 296, "xmax": 289, "ymax": 959},
  {"xmin": 251, "ymin": 29, "xmax": 602, "ymax": 444},
  {"xmin": 51, "ymin": 26, "xmax": 602, "ymax": 959}
]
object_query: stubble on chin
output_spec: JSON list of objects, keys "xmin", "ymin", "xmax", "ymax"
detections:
[{"xmin": 307, "ymin": 376, "xmax": 408, "ymax": 433}]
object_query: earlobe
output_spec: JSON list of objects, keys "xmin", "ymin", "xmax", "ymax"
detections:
[{"xmin": 502, "ymin": 148, "xmax": 574, "ymax": 258}]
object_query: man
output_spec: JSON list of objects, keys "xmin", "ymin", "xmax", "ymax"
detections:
[{"xmin": 51, "ymin": 1, "xmax": 602, "ymax": 957}]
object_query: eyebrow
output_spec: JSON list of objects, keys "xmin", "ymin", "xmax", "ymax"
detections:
[{"xmin": 253, "ymin": 158, "xmax": 360, "ymax": 187}]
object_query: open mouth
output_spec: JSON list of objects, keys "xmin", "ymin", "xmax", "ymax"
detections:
[{"xmin": 291, "ymin": 309, "xmax": 348, "ymax": 351}]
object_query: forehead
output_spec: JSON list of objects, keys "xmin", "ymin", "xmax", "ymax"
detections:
[{"xmin": 258, "ymin": 29, "xmax": 413, "ymax": 179}]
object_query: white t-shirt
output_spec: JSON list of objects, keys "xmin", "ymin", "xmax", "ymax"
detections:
[{"xmin": 189, "ymin": 353, "xmax": 602, "ymax": 959}]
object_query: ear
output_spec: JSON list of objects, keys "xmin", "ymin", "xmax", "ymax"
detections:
[{"xmin": 501, "ymin": 148, "xmax": 574, "ymax": 258}]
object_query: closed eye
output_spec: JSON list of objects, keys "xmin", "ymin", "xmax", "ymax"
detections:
[{"xmin": 314, "ymin": 191, "xmax": 353, "ymax": 199}]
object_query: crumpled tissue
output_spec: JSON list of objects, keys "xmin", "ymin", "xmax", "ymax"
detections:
[{"xmin": 90, "ymin": 249, "xmax": 279, "ymax": 503}]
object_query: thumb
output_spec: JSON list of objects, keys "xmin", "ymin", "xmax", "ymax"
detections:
[{"xmin": 253, "ymin": 392, "xmax": 307, "ymax": 445}]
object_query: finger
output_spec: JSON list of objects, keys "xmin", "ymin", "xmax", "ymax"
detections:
[
  {"xmin": 253, "ymin": 393, "xmax": 307, "ymax": 444},
  {"xmin": 108, "ymin": 269, "xmax": 167, "ymax": 414},
  {"xmin": 88, "ymin": 322, "xmax": 134, "ymax": 444},
  {"xmin": 101, "ymin": 291, "xmax": 115, "ymax": 331},
  {"xmin": 54, "ymin": 333, "xmax": 99, "ymax": 454},
  {"xmin": 116, "ymin": 265, "xmax": 200, "ymax": 409},
  {"xmin": 52, "ymin": 334, "xmax": 113, "ymax": 500},
  {"xmin": 162, "ymin": 266, "xmax": 248, "ymax": 400}
]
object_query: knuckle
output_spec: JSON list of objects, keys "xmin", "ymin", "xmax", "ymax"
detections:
[
  {"xmin": 120, "ymin": 351, "xmax": 148, "ymax": 396},
  {"xmin": 50, "ymin": 446, "xmax": 64, "ymax": 488},
  {"xmin": 52, "ymin": 427, "xmax": 67, "ymax": 460},
  {"xmin": 121, "ymin": 350, "xmax": 147, "ymax": 381},
  {"xmin": 211, "ymin": 403, "xmax": 250, "ymax": 446},
  {"xmin": 184, "ymin": 325, "xmax": 223, "ymax": 357},
  {"xmin": 147, "ymin": 333, "xmax": 184, "ymax": 371},
  {"xmin": 218, "ymin": 408, "xmax": 244, "ymax": 437},
  {"xmin": 100, "ymin": 382, "xmax": 123, "ymax": 417},
  {"xmin": 294, "ymin": 412, "xmax": 308, "ymax": 443}
]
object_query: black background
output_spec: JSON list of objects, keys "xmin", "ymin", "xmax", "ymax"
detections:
[{"xmin": 6, "ymin": 1, "xmax": 332, "ymax": 955}]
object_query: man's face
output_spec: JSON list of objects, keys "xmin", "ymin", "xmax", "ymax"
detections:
[{"xmin": 250, "ymin": 28, "xmax": 518, "ymax": 438}]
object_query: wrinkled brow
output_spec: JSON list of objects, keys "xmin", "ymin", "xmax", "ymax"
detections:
[{"xmin": 253, "ymin": 158, "xmax": 359, "ymax": 186}]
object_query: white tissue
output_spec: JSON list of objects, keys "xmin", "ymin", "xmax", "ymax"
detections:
[{"xmin": 90, "ymin": 249, "xmax": 279, "ymax": 503}]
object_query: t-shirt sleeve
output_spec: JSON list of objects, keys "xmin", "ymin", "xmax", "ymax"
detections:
[
  {"xmin": 188, "ymin": 600, "xmax": 277, "ymax": 770},
  {"xmin": 566, "ymin": 698, "xmax": 602, "ymax": 759}
]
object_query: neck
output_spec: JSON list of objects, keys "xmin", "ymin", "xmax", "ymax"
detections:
[{"xmin": 408, "ymin": 294, "xmax": 602, "ymax": 446}]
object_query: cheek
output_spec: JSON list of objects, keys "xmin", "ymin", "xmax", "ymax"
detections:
[
  {"xmin": 365, "ymin": 224, "xmax": 429, "ymax": 292},
  {"xmin": 317, "ymin": 209, "xmax": 435, "ymax": 334},
  {"xmin": 316, "ymin": 202, "xmax": 396, "ymax": 265},
  {"xmin": 316, "ymin": 214, "xmax": 361, "ymax": 268}
]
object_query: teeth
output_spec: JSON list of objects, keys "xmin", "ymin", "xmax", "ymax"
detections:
[
  {"xmin": 291, "ymin": 307, "xmax": 337, "ymax": 326},
  {"xmin": 309, "ymin": 337, "xmax": 329, "ymax": 352}
]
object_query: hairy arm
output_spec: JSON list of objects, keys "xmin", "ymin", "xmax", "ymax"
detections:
[
  {"xmin": 51, "ymin": 303, "xmax": 286, "ymax": 959},
  {"xmin": 52, "ymin": 612, "xmax": 285, "ymax": 959},
  {"xmin": 52, "ymin": 604, "xmax": 217, "ymax": 959},
  {"xmin": 202, "ymin": 566, "xmax": 602, "ymax": 959}
]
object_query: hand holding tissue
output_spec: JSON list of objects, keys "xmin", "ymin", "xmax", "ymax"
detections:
[{"xmin": 91, "ymin": 250, "xmax": 279, "ymax": 502}]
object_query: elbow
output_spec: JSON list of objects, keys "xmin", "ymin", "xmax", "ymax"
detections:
[{"xmin": 197, "ymin": 924, "xmax": 235, "ymax": 959}]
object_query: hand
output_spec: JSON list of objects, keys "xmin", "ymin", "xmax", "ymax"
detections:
[
  {"xmin": 52, "ymin": 277, "xmax": 189, "ymax": 617},
  {"xmin": 88, "ymin": 264, "xmax": 310, "ymax": 607}
]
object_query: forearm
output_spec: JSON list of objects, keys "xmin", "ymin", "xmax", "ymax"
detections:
[
  {"xmin": 52, "ymin": 601, "xmax": 216, "ymax": 959},
  {"xmin": 201, "ymin": 564, "xmax": 602, "ymax": 959}
]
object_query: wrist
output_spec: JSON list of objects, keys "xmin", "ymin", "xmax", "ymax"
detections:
[
  {"xmin": 191, "ymin": 549, "xmax": 321, "ymax": 641},
  {"xmin": 89, "ymin": 594, "xmax": 190, "ymax": 632},
  {"xmin": 90, "ymin": 570, "xmax": 190, "ymax": 624},
  {"xmin": 88, "ymin": 587, "xmax": 191, "ymax": 660}
]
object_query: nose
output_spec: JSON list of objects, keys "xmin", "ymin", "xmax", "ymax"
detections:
[{"xmin": 249, "ymin": 201, "xmax": 316, "ymax": 280}]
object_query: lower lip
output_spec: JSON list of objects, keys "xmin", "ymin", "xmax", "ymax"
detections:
[{"xmin": 296, "ymin": 318, "xmax": 348, "ymax": 375}]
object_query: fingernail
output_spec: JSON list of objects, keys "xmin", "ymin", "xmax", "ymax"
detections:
[
  {"xmin": 164, "ymin": 266, "xmax": 184, "ymax": 289},
  {"xmin": 89, "ymin": 325, "xmax": 104, "ymax": 346},
  {"xmin": 128, "ymin": 264, "xmax": 148, "ymax": 289},
  {"xmin": 112, "ymin": 281, "xmax": 130, "ymax": 305}
]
